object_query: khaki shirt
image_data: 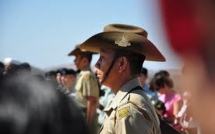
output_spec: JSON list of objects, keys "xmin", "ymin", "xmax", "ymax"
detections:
[
  {"xmin": 75, "ymin": 70, "xmax": 99, "ymax": 108},
  {"xmin": 100, "ymin": 78, "xmax": 161, "ymax": 134}
]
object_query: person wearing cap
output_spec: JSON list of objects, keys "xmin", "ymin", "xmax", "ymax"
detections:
[
  {"xmin": 80, "ymin": 24, "xmax": 165, "ymax": 134},
  {"xmin": 68, "ymin": 45, "xmax": 100, "ymax": 133},
  {"xmin": 56, "ymin": 68, "xmax": 77, "ymax": 94}
]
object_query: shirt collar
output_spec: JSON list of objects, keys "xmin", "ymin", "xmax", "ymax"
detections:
[{"xmin": 111, "ymin": 77, "xmax": 141, "ymax": 109}]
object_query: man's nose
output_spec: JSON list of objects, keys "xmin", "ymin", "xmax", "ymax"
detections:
[{"xmin": 74, "ymin": 58, "xmax": 77, "ymax": 63}]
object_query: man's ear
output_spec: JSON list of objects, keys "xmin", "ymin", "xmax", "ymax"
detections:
[
  {"xmin": 118, "ymin": 57, "xmax": 128, "ymax": 73},
  {"xmin": 82, "ymin": 57, "xmax": 89, "ymax": 65}
]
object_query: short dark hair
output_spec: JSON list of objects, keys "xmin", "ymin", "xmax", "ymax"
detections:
[
  {"xmin": 0, "ymin": 74, "xmax": 88, "ymax": 134},
  {"xmin": 19, "ymin": 62, "xmax": 31, "ymax": 72},
  {"xmin": 155, "ymin": 70, "xmax": 170, "ymax": 78},
  {"xmin": 115, "ymin": 49, "xmax": 145, "ymax": 76},
  {"xmin": 0, "ymin": 62, "xmax": 4, "ymax": 75},
  {"xmin": 141, "ymin": 67, "xmax": 148, "ymax": 77},
  {"xmin": 151, "ymin": 72, "xmax": 174, "ymax": 90},
  {"xmin": 0, "ymin": 62, "xmax": 4, "ymax": 69},
  {"xmin": 57, "ymin": 68, "xmax": 77, "ymax": 76}
]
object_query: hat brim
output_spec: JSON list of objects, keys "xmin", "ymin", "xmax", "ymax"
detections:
[
  {"xmin": 79, "ymin": 32, "xmax": 166, "ymax": 61},
  {"xmin": 68, "ymin": 47, "xmax": 97, "ymax": 56}
]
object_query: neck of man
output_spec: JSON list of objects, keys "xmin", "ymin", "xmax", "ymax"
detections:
[
  {"xmin": 111, "ymin": 74, "xmax": 134, "ymax": 94},
  {"xmin": 80, "ymin": 64, "xmax": 90, "ymax": 71}
]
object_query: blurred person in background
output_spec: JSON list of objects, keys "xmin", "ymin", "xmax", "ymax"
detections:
[
  {"xmin": 154, "ymin": 100, "xmax": 166, "ymax": 117},
  {"xmin": 68, "ymin": 45, "xmax": 99, "ymax": 134},
  {"xmin": 0, "ymin": 73, "xmax": 88, "ymax": 134},
  {"xmin": 45, "ymin": 70, "xmax": 58, "ymax": 81},
  {"xmin": 3, "ymin": 62, "xmax": 32, "ymax": 78},
  {"xmin": 160, "ymin": 0, "xmax": 215, "ymax": 133},
  {"xmin": 44, "ymin": 70, "xmax": 60, "ymax": 89},
  {"xmin": 3, "ymin": 63, "xmax": 20, "ymax": 76},
  {"xmin": 151, "ymin": 70, "xmax": 182, "ymax": 126},
  {"xmin": 154, "ymin": 70, "xmax": 170, "ymax": 78},
  {"xmin": 0, "ymin": 62, "xmax": 5, "ymax": 79},
  {"xmin": 177, "ymin": 91, "xmax": 198, "ymax": 134},
  {"xmin": 56, "ymin": 68, "xmax": 77, "ymax": 95},
  {"xmin": 139, "ymin": 67, "xmax": 159, "ymax": 104},
  {"xmin": 138, "ymin": 67, "xmax": 149, "ymax": 90},
  {"xmin": 19, "ymin": 62, "xmax": 31, "ymax": 72},
  {"xmin": 97, "ymin": 85, "xmax": 114, "ymax": 127},
  {"xmin": 3, "ymin": 58, "xmax": 20, "ymax": 73}
]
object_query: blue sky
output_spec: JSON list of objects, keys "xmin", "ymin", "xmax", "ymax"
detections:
[{"xmin": 0, "ymin": 0, "xmax": 181, "ymax": 70}]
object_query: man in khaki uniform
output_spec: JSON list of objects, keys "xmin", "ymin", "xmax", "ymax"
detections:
[
  {"xmin": 68, "ymin": 45, "xmax": 99, "ymax": 133},
  {"xmin": 79, "ymin": 24, "xmax": 165, "ymax": 134}
]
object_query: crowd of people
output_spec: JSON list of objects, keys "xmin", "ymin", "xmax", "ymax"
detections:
[
  {"xmin": 0, "ymin": 61, "xmax": 89, "ymax": 134},
  {"xmin": 1, "ymin": 0, "xmax": 215, "ymax": 133},
  {"xmin": 1, "ymin": 23, "xmax": 200, "ymax": 134},
  {"xmin": 0, "ymin": 54, "xmax": 199, "ymax": 134}
]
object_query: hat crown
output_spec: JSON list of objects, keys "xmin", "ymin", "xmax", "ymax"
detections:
[
  {"xmin": 68, "ymin": 44, "xmax": 96, "ymax": 56},
  {"xmin": 104, "ymin": 24, "xmax": 148, "ymax": 38}
]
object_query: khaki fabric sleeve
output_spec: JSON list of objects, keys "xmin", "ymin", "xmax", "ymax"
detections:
[
  {"xmin": 115, "ymin": 103, "xmax": 159, "ymax": 134},
  {"xmin": 82, "ymin": 72, "xmax": 99, "ymax": 98}
]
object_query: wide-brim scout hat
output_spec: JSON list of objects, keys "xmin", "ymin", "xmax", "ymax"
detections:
[
  {"xmin": 68, "ymin": 44, "xmax": 97, "ymax": 56},
  {"xmin": 80, "ymin": 24, "xmax": 166, "ymax": 61}
]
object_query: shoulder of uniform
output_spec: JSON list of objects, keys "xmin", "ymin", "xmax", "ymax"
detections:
[
  {"xmin": 116, "ymin": 93, "xmax": 151, "ymax": 120},
  {"xmin": 80, "ymin": 70, "xmax": 91, "ymax": 75},
  {"xmin": 80, "ymin": 71, "xmax": 95, "ymax": 79},
  {"xmin": 116, "ymin": 90, "xmax": 145, "ymax": 109},
  {"xmin": 128, "ymin": 90, "xmax": 149, "ymax": 108}
]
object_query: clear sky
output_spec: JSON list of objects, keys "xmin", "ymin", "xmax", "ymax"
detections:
[{"xmin": 0, "ymin": 0, "xmax": 181, "ymax": 70}]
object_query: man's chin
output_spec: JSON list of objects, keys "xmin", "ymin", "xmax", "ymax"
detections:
[
  {"xmin": 102, "ymin": 83, "xmax": 113, "ymax": 90},
  {"xmin": 98, "ymin": 77, "xmax": 112, "ymax": 89}
]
